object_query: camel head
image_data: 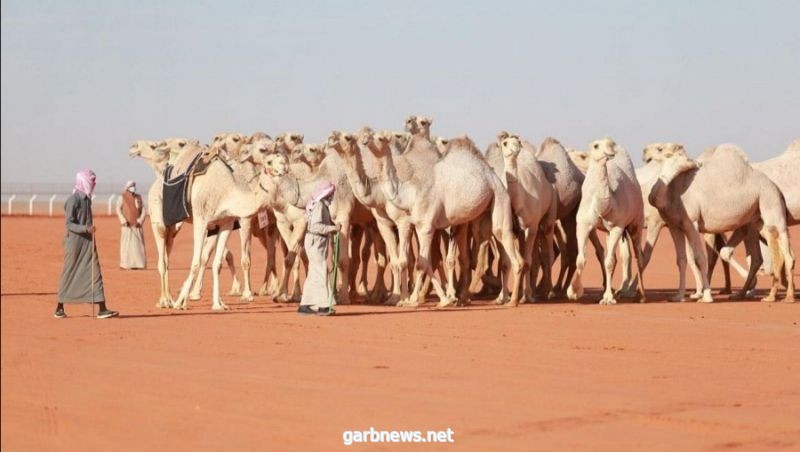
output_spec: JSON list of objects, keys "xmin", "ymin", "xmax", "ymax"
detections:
[
  {"xmin": 567, "ymin": 149, "xmax": 590, "ymax": 173},
  {"xmin": 128, "ymin": 140, "xmax": 160, "ymax": 161},
  {"xmin": 435, "ymin": 136, "xmax": 449, "ymax": 155},
  {"xmin": 238, "ymin": 137, "xmax": 271, "ymax": 164},
  {"xmin": 659, "ymin": 152, "xmax": 701, "ymax": 184},
  {"xmin": 496, "ymin": 130, "xmax": 511, "ymax": 142},
  {"xmin": 327, "ymin": 130, "xmax": 359, "ymax": 158},
  {"xmin": 645, "ymin": 142, "xmax": 687, "ymax": 163},
  {"xmin": 589, "ymin": 138, "xmax": 618, "ymax": 162},
  {"xmin": 302, "ymin": 144, "xmax": 326, "ymax": 168},
  {"xmin": 260, "ymin": 152, "xmax": 290, "ymax": 178},
  {"xmin": 364, "ymin": 131, "xmax": 393, "ymax": 158},
  {"xmin": 404, "ymin": 115, "xmax": 433, "ymax": 138},
  {"xmin": 158, "ymin": 138, "xmax": 199, "ymax": 164},
  {"xmin": 211, "ymin": 133, "xmax": 246, "ymax": 160},
  {"xmin": 275, "ymin": 132, "xmax": 304, "ymax": 156},
  {"xmin": 500, "ymin": 134, "xmax": 523, "ymax": 160},
  {"xmin": 246, "ymin": 132, "xmax": 271, "ymax": 146}
]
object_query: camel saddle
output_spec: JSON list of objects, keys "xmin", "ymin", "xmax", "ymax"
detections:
[{"xmin": 162, "ymin": 146, "xmax": 233, "ymax": 227}]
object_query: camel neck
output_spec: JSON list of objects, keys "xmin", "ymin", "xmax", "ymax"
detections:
[{"xmin": 340, "ymin": 148, "xmax": 375, "ymax": 205}]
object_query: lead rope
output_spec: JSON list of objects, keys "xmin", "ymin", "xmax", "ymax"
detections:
[
  {"xmin": 328, "ymin": 232, "xmax": 340, "ymax": 312},
  {"xmin": 91, "ymin": 229, "xmax": 96, "ymax": 319}
]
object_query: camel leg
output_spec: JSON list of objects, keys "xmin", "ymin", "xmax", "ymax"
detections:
[
  {"xmin": 253, "ymin": 226, "xmax": 271, "ymax": 296},
  {"xmin": 733, "ymin": 226, "xmax": 763, "ymax": 300},
  {"xmin": 238, "ymin": 219, "xmax": 254, "ymax": 302},
  {"xmin": 190, "ymin": 235, "xmax": 216, "ymax": 300},
  {"xmin": 225, "ymin": 248, "xmax": 240, "ymax": 296},
  {"xmin": 538, "ymin": 221, "xmax": 555, "ymax": 299},
  {"xmin": 616, "ymin": 233, "xmax": 634, "ymax": 298},
  {"xmin": 552, "ymin": 220, "xmax": 569, "ymax": 294},
  {"xmin": 261, "ymin": 223, "xmax": 281, "ymax": 297},
  {"xmin": 289, "ymin": 246, "xmax": 304, "ymax": 302},
  {"xmin": 174, "ymin": 222, "xmax": 209, "ymax": 310},
  {"xmin": 522, "ymin": 228, "xmax": 538, "ymax": 303},
  {"xmin": 667, "ymin": 226, "xmax": 690, "ymax": 302},
  {"xmin": 778, "ymin": 231, "xmax": 795, "ymax": 303},
  {"xmin": 684, "ymin": 238, "xmax": 706, "ymax": 300},
  {"xmin": 567, "ymin": 222, "xmax": 592, "ymax": 301},
  {"xmin": 600, "ymin": 227, "xmax": 624, "ymax": 305},
  {"xmin": 367, "ymin": 229, "xmax": 388, "ymax": 303},
  {"xmin": 334, "ymin": 221, "xmax": 353, "ymax": 305},
  {"xmin": 396, "ymin": 223, "xmax": 413, "ymax": 305},
  {"xmin": 350, "ymin": 225, "xmax": 366, "ymax": 299},
  {"xmin": 399, "ymin": 227, "xmax": 447, "ymax": 307},
  {"xmin": 496, "ymin": 230, "xmax": 523, "ymax": 307},
  {"xmin": 445, "ymin": 228, "xmax": 458, "ymax": 301},
  {"xmin": 373, "ymin": 218, "xmax": 400, "ymax": 305},
  {"xmin": 210, "ymin": 225, "xmax": 233, "ymax": 310},
  {"xmin": 273, "ymin": 219, "xmax": 297, "ymax": 302},
  {"xmin": 685, "ymin": 225, "xmax": 714, "ymax": 302},
  {"xmin": 455, "ymin": 224, "xmax": 472, "ymax": 305},
  {"xmin": 557, "ymin": 216, "xmax": 579, "ymax": 295},
  {"xmin": 151, "ymin": 222, "xmax": 171, "ymax": 308},
  {"xmin": 628, "ymin": 224, "xmax": 647, "ymax": 302},
  {"xmin": 588, "ymin": 229, "xmax": 607, "ymax": 289}
]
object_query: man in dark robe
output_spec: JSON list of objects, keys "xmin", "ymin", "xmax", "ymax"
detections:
[{"xmin": 56, "ymin": 170, "xmax": 119, "ymax": 319}]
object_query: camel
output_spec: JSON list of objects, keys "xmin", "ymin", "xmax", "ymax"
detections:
[
  {"xmin": 480, "ymin": 134, "xmax": 603, "ymax": 298},
  {"xmin": 327, "ymin": 128, "xmax": 441, "ymax": 305},
  {"xmin": 648, "ymin": 144, "xmax": 795, "ymax": 303},
  {"xmin": 170, "ymin": 137, "xmax": 277, "ymax": 310},
  {"xmin": 748, "ymin": 139, "xmax": 800, "ymax": 275},
  {"xmin": 252, "ymin": 135, "xmax": 374, "ymax": 305},
  {"xmin": 567, "ymin": 138, "xmax": 646, "ymax": 305},
  {"xmin": 364, "ymin": 131, "xmax": 524, "ymax": 307},
  {"xmin": 128, "ymin": 139, "xmax": 241, "ymax": 307},
  {"xmin": 495, "ymin": 134, "xmax": 558, "ymax": 301},
  {"xmin": 567, "ymin": 149, "xmax": 590, "ymax": 173}
]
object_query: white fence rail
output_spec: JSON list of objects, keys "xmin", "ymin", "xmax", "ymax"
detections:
[{"xmin": 3, "ymin": 191, "xmax": 144, "ymax": 217}]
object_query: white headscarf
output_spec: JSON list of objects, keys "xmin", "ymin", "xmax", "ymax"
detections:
[
  {"xmin": 305, "ymin": 181, "xmax": 335, "ymax": 221},
  {"xmin": 73, "ymin": 170, "xmax": 96, "ymax": 197}
]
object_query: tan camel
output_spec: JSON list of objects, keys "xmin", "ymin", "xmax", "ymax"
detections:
[
  {"xmin": 128, "ymin": 139, "xmax": 241, "ymax": 307},
  {"xmin": 567, "ymin": 138, "xmax": 646, "ymax": 305},
  {"xmin": 648, "ymin": 145, "xmax": 795, "ymax": 303},
  {"xmin": 254, "ymin": 136, "xmax": 374, "ymax": 305},
  {"xmin": 365, "ymin": 131, "xmax": 524, "ymax": 307},
  {"xmin": 567, "ymin": 149, "xmax": 590, "ymax": 173},
  {"xmin": 171, "ymin": 138, "xmax": 276, "ymax": 310},
  {"xmin": 641, "ymin": 143, "xmax": 752, "ymax": 298},
  {"xmin": 749, "ymin": 139, "xmax": 800, "ymax": 275},
  {"xmin": 327, "ymin": 128, "xmax": 440, "ymax": 305},
  {"xmin": 497, "ymin": 134, "xmax": 558, "ymax": 301}
]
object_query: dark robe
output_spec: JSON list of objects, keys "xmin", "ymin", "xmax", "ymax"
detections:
[{"xmin": 57, "ymin": 192, "xmax": 105, "ymax": 303}]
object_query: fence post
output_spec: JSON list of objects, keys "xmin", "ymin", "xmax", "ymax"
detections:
[
  {"xmin": 107, "ymin": 194, "xmax": 116, "ymax": 216},
  {"xmin": 7, "ymin": 194, "xmax": 16, "ymax": 215},
  {"xmin": 49, "ymin": 194, "xmax": 58, "ymax": 216},
  {"xmin": 28, "ymin": 194, "xmax": 38, "ymax": 216}
]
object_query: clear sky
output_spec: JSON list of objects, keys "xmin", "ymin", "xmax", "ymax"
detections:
[{"xmin": 2, "ymin": 0, "xmax": 799, "ymax": 187}]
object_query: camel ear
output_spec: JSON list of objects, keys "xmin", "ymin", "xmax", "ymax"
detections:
[
  {"xmin": 419, "ymin": 116, "xmax": 432, "ymax": 127},
  {"xmin": 293, "ymin": 133, "xmax": 304, "ymax": 143},
  {"xmin": 675, "ymin": 144, "xmax": 685, "ymax": 155},
  {"xmin": 497, "ymin": 130, "xmax": 510, "ymax": 142}
]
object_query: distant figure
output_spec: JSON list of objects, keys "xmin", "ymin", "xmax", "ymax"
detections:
[
  {"xmin": 115, "ymin": 180, "xmax": 147, "ymax": 269},
  {"xmin": 298, "ymin": 181, "xmax": 340, "ymax": 316},
  {"xmin": 56, "ymin": 170, "xmax": 119, "ymax": 319}
]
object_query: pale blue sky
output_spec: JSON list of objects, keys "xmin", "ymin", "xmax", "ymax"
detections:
[{"xmin": 2, "ymin": 0, "xmax": 799, "ymax": 186}]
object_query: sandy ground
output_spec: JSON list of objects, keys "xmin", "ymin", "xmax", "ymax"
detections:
[{"xmin": 2, "ymin": 216, "xmax": 799, "ymax": 451}]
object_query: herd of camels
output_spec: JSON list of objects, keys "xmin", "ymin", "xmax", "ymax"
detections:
[{"xmin": 127, "ymin": 116, "xmax": 798, "ymax": 311}]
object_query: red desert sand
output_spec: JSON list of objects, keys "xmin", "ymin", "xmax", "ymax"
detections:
[{"xmin": 2, "ymin": 216, "xmax": 799, "ymax": 451}]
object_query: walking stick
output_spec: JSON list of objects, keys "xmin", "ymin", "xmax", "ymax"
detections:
[
  {"xmin": 91, "ymin": 229, "xmax": 96, "ymax": 319},
  {"xmin": 328, "ymin": 232, "xmax": 340, "ymax": 311}
]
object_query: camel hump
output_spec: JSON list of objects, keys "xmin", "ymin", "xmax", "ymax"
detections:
[
  {"xmin": 785, "ymin": 139, "xmax": 800, "ymax": 155},
  {"xmin": 170, "ymin": 145, "xmax": 207, "ymax": 177}
]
